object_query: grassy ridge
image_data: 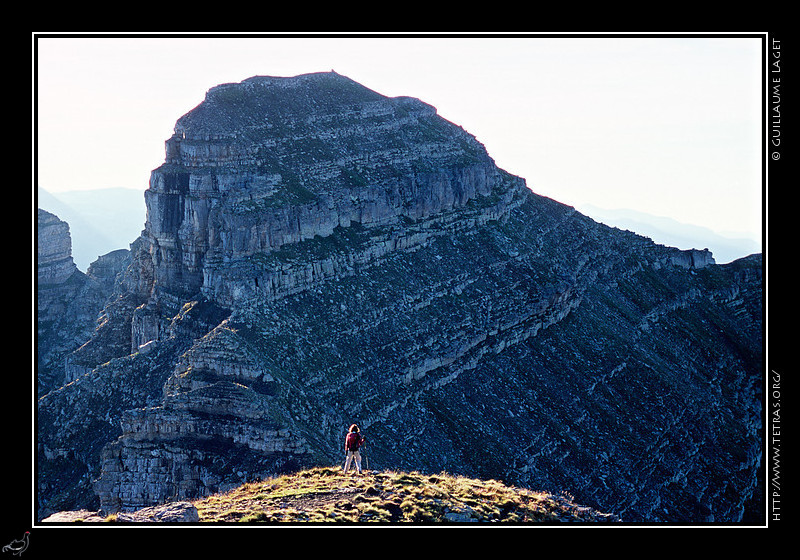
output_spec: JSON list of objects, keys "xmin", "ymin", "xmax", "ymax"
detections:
[{"xmin": 193, "ymin": 467, "xmax": 618, "ymax": 523}]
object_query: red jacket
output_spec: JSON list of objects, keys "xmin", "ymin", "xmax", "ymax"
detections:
[{"xmin": 345, "ymin": 431, "xmax": 364, "ymax": 451}]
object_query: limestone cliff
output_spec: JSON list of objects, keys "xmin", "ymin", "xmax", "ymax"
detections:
[
  {"xmin": 37, "ymin": 72, "xmax": 763, "ymax": 523},
  {"xmin": 36, "ymin": 209, "xmax": 130, "ymax": 395}
]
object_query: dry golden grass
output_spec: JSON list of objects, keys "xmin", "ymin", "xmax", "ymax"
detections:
[{"xmin": 192, "ymin": 466, "xmax": 617, "ymax": 524}]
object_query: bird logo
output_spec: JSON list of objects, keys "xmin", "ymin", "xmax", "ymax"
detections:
[{"xmin": 2, "ymin": 532, "xmax": 29, "ymax": 556}]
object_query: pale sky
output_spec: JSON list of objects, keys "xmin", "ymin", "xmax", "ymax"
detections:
[{"xmin": 34, "ymin": 33, "xmax": 764, "ymax": 243}]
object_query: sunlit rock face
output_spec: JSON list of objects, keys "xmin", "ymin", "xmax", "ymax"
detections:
[{"xmin": 38, "ymin": 73, "xmax": 763, "ymax": 523}]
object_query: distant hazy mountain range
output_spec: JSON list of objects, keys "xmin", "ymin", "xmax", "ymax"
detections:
[
  {"xmin": 577, "ymin": 204, "xmax": 761, "ymax": 265},
  {"xmin": 36, "ymin": 187, "xmax": 146, "ymax": 271}
]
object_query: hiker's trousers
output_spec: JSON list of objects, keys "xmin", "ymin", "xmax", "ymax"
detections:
[{"xmin": 344, "ymin": 450, "xmax": 362, "ymax": 473}]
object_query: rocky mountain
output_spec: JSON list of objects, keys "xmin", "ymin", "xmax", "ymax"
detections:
[
  {"xmin": 36, "ymin": 72, "xmax": 763, "ymax": 524},
  {"xmin": 36, "ymin": 209, "xmax": 131, "ymax": 396}
]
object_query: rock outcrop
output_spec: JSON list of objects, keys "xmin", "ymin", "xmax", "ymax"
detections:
[
  {"xmin": 36, "ymin": 209, "xmax": 130, "ymax": 395},
  {"xmin": 37, "ymin": 209, "xmax": 79, "ymax": 285},
  {"xmin": 42, "ymin": 501, "xmax": 198, "ymax": 523},
  {"xmin": 37, "ymin": 72, "xmax": 763, "ymax": 524}
]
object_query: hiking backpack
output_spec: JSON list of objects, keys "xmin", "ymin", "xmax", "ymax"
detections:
[{"xmin": 346, "ymin": 432, "xmax": 362, "ymax": 451}]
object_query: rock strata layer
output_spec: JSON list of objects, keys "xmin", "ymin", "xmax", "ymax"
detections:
[{"xmin": 37, "ymin": 72, "xmax": 763, "ymax": 524}]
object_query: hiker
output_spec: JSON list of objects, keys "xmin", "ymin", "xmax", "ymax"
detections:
[{"xmin": 343, "ymin": 424, "xmax": 366, "ymax": 474}]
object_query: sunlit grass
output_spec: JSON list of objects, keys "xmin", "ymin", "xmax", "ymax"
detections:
[{"xmin": 191, "ymin": 466, "xmax": 616, "ymax": 524}]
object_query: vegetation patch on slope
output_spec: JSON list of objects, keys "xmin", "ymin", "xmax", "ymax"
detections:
[{"xmin": 192, "ymin": 467, "xmax": 619, "ymax": 524}]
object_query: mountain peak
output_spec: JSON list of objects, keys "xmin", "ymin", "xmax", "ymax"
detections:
[{"xmin": 174, "ymin": 71, "xmax": 434, "ymax": 144}]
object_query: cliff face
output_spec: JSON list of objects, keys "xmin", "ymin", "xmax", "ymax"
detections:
[
  {"xmin": 36, "ymin": 210, "xmax": 129, "ymax": 395},
  {"xmin": 141, "ymin": 73, "xmax": 507, "ymax": 306},
  {"xmin": 37, "ymin": 72, "xmax": 763, "ymax": 523}
]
